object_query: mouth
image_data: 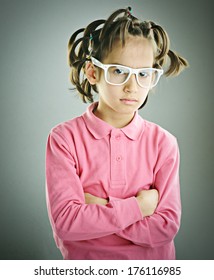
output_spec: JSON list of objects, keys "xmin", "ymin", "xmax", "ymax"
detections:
[{"xmin": 120, "ymin": 98, "xmax": 138, "ymax": 105}]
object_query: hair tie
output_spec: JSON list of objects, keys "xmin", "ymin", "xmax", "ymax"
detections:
[
  {"xmin": 86, "ymin": 33, "xmax": 93, "ymax": 60},
  {"xmin": 126, "ymin": 6, "xmax": 132, "ymax": 17}
]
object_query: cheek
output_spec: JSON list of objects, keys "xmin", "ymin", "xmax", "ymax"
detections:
[
  {"xmin": 140, "ymin": 88, "xmax": 150, "ymax": 98},
  {"xmin": 96, "ymin": 71, "xmax": 108, "ymax": 90},
  {"xmin": 95, "ymin": 68, "xmax": 102, "ymax": 82},
  {"xmin": 95, "ymin": 68, "xmax": 105, "ymax": 84}
]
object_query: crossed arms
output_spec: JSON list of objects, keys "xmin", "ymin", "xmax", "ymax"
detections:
[
  {"xmin": 46, "ymin": 129, "xmax": 181, "ymax": 248},
  {"xmin": 85, "ymin": 189, "xmax": 159, "ymax": 217}
]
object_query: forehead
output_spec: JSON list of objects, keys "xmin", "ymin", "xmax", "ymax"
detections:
[{"xmin": 103, "ymin": 36, "xmax": 154, "ymax": 67}]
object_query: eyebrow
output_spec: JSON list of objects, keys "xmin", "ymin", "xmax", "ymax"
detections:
[{"xmin": 109, "ymin": 62, "xmax": 153, "ymax": 68}]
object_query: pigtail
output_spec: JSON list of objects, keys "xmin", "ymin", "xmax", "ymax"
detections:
[
  {"xmin": 68, "ymin": 20, "xmax": 105, "ymax": 103},
  {"xmin": 68, "ymin": 28, "xmax": 84, "ymax": 65},
  {"xmin": 165, "ymin": 49, "xmax": 189, "ymax": 76},
  {"xmin": 150, "ymin": 22, "xmax": 189, "ymax": 76},
  {"xmin": 68, "ymin": 30, "xmax": 93, "ymax": 102}
]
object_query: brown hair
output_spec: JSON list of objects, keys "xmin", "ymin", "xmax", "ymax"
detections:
[{"xmin": 68, "ymin": 7, "xmax": 188, "ymax": 105}]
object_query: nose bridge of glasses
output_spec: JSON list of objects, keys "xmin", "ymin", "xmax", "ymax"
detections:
[
  {"xmin": 132, "ymin": 68, "xmax": 141, "ymax": 82},
  {"xmin": 125, "ymin": 69, "xmax": 139, "ymax": 87}
]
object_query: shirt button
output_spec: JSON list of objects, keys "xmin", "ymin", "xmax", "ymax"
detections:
[
  {"xmin": 115, "ymin": 134, "xmax": 121, "ymax": 140},
  {"xmin": 116, "ymin": 155, "xmax": 122, "ymax": 161}
]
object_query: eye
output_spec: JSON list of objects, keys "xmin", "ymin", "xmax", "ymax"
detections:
[
  {"xmin": 114, "ymin": 67, "xmax": 125, "ymax": 75},
  {"xmin": 139, "ymin": 71, "xmax": 149, "ymax": 78}
]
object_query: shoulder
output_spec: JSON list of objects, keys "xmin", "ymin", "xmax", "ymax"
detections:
[
  {"xmin": 47, "ymin": 116, "xmax": 87, "ymax": 154},
  {"xmin": 49, "ymin": 115, "xmax": 84, "ymax": 138},
  {"xmin": 46, "ymin": 116, "xmax": 87, "ymax": 151},
  {"xmin": 144, "ymin": 119, "xmax": 176, "ymax": 139},
  {"xmin": 48, "ymin": 103, "xmax": 97, "ymax": 139},
  {"xmin": 143, "ymin": 119, "xmax": 178, "ymax": 152},
  {"xmin": 141, "ymin": 119, "xmax": 180, "ymax": 167}
]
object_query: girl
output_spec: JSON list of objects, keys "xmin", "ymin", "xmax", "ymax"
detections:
[{"xmin": 46, "ymin": 7, "xmax": 188, "ymax": 260}]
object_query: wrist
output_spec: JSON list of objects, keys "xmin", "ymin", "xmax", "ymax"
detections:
[{"xmin": 99, "ymin": 197, "xmax": 108, "ymax": 205}]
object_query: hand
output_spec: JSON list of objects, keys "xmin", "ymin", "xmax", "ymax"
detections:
[
  {"xmin": 84, "ymin": 193, "xmax": 108, "ymax": 206},
  {"xmin": 136, "ymin": 189, "xmax": 159, "ymax": 217}
]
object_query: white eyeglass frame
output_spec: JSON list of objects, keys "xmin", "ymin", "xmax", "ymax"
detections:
[{"xmin": 91, "ymin": 57, "xmax": 164, "ymax": 89}]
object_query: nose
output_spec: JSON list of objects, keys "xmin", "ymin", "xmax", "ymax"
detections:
[{"xmin": 124, "ymin": 74, "xmax": 138, "ymax": 93}]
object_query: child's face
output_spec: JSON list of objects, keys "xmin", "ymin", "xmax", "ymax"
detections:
[{"xmin": 93, "ymin": 36, "xmax": 154, "ymax": 122}]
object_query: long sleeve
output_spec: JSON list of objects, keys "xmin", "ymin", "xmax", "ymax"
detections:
[
  {"xmin": 115, "ymin": 138, "xmax": 181, "ymax": 248},
  {"xmin": 46, "ymin": 129, "xmax": 142, "ymax": 242}
]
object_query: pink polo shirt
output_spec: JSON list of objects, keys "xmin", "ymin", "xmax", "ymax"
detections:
[{"xmin": 46, "ymin": 102, "xmax": 181, "ymax": 260}]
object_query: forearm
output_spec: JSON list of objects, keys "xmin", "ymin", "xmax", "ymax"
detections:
[
  {"xmin": 84, "ymin": 193, "xmax": 108, "ymax": 205},
  {"xmin": 85, "ymin": 189, "xmax": 158, "ymax": 216},
  {"xmin": 47, "ymin": 190, "xmax": 142, "ymax": 242},
  {"xmin": 115, "ymin": 184, "xmax": 181, "ymax": 247},
  {"xmin": 114, "ymin": 187, "xmax": 181, "ymax": 247},
  {"xmin": 116, "ymin": 209, "xmax": 181, "ymax": 248}
]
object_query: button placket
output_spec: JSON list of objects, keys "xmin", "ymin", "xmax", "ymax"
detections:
[{"xmin": 110, "ymin": 130, "xmax": 126, "ymax": 186}]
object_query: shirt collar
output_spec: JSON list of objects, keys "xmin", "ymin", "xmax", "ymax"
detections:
[{"xmin": 82, "ymin": 102, "xmax": 144, "ymax": 140}]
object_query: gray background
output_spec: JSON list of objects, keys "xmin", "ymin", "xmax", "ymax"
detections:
[{"xmin": 0, "ymin": 0, "xmax": 213, "ymax": 260}]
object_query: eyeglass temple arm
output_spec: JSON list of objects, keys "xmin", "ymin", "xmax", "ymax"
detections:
[{"xmin": 91, "ymin": 57, "xmax": 103, "ymax": 68}]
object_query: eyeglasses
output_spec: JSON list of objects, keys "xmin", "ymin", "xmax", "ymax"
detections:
[{"xmin": 91, "ymin": 57, "xmax": 163, "ymax": 89}]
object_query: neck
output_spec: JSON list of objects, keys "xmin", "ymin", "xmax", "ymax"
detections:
[{"xmin": 93, "ymin": 104, "xmax": 135, "ymax": 128}]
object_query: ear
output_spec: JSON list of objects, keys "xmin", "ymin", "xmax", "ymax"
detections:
[{"xmin": 85, "ymin": 61, "xmax": 98, "ymax": 85}]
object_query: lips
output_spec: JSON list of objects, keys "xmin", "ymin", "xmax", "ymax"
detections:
[
  {"xmin": 120, "ymin": 98, "xmax": 137, "ymax": 101},
  {"xmin": 120, "ymin": 98, "xmax": 138, "ymax": 104}
]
